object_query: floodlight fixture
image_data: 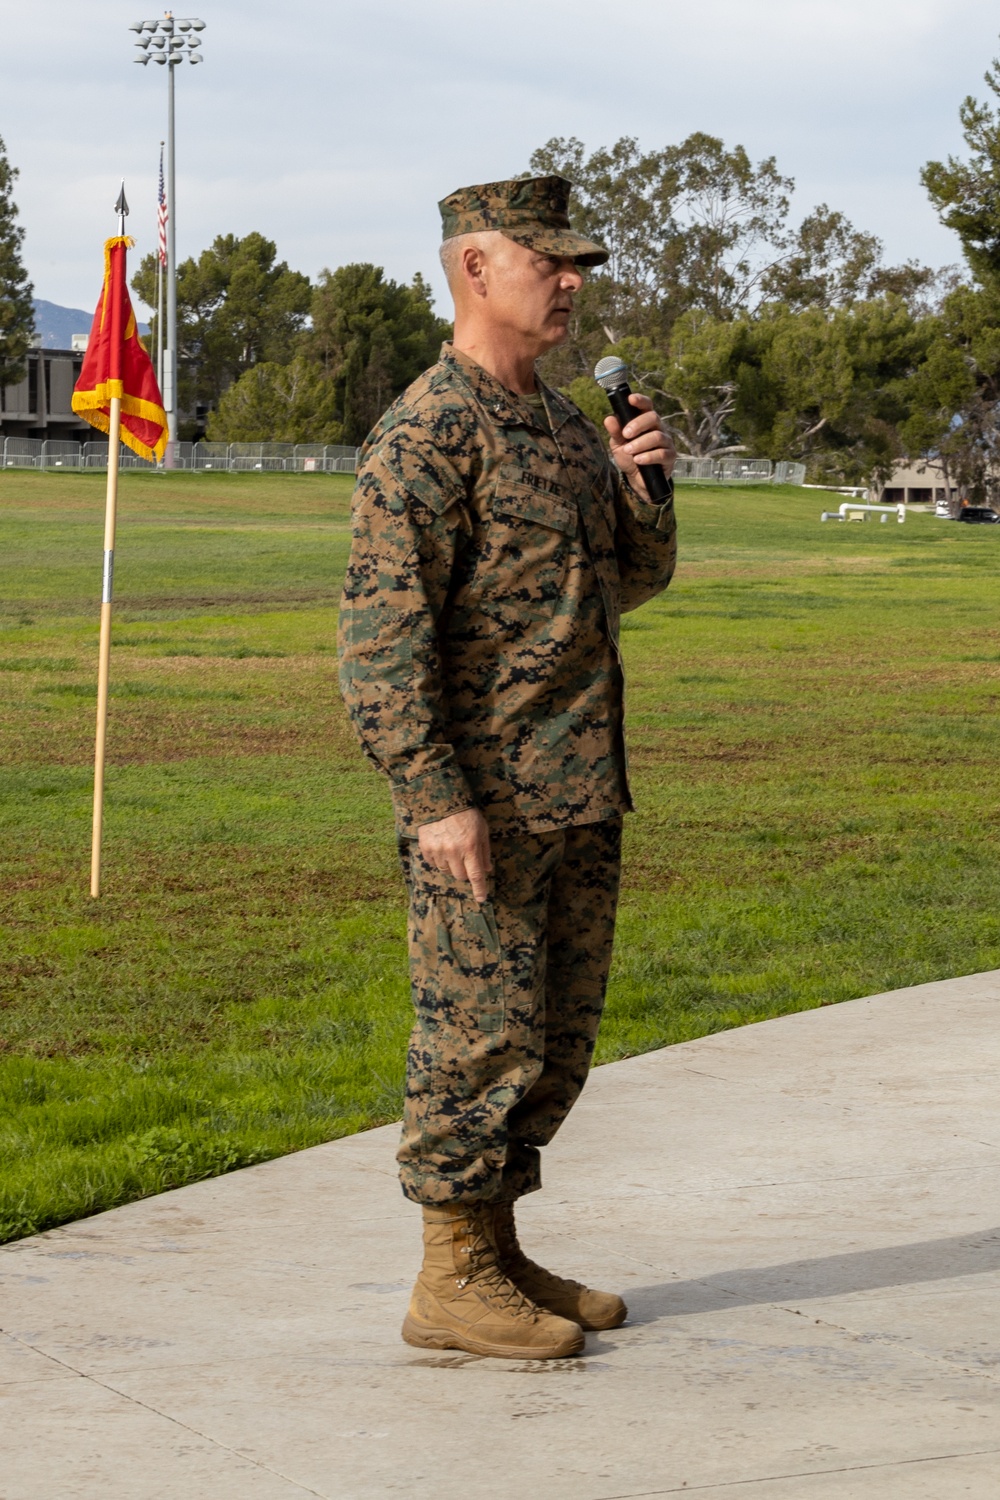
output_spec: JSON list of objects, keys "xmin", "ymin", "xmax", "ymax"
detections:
[{"xmin": 129, "ymin": 15, "xmax": 207, "ymax": 465}]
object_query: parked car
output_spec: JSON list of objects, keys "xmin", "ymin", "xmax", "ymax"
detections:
[
  {"xmin": 934, "ymin": 498, "xmax": 953, "ymax": 518},
  {"xmin": 956, "ymin": 505, "xmax": 1000, "ymax": 524}
]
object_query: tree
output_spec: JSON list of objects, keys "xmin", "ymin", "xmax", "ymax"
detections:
[
  {"xmin": 730, "ymin": 298, "xmax": 929, "ymax": 485},
  {"xmin": 760, "ymin": 204, "xmax": 940, "ymax": 314},
  {"xmin": 206, "ymin": 356, "xmax": 344, "ymax": 444},
  {"xmin": 578, "ymin": 297, "xmax": 928, "ymax": 478},
  {"xmin": 531, "ymin": 132, "xmax": 944, "ymax": 408},
  {"xmin": 133, "ymin": 240, "xmax": 451, "ymax": 444},
  {"xmin": 0, "ymin": 134, "xmax": 34, "ymax": 391},
  {"xmin": 901, "ymin": 284, "xmax": 1000, "ymax": 502},
  {"xmin": 660, "ymin": 132, "xmax": 795, "ymax": 321},
  {"xmin": 763, "ymin": 205, "xmax": 875, "ymax": 309},
  {"xmin": 920, "ymin": 38, "xmax": 1000, "ymax": 500},
  {"xmin": 922, "ymin": 45, "xmax": 1000, "ymax": 284},
  {"xmin": 586, "ymin": 318, "xmax": 749, "ymax": 459},
  {"xmin": 132, "ymin": 232, "xmax": 312, "ymax": 412},
  {"xmin": 562, "ymin": 277, "xmax": 933, "ymax": 474},
  {"xmin": 529, "ymin": 131, "xmax": 794, "ymax": 383},
  {"xmin": 527, "ymin": 135, "xmax": 681, "ymax": 360},
  {"xmin": 309, "ymin": 264, "xmax": 451, "ymax": 444}
]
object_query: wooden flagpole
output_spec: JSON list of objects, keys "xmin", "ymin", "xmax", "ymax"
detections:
[
  {"xmin": 88, "ymin": 183, "xmax": 133, "ymax": 899},
  {"xmin": 90, "ymin": 394, "xmax": 121, "ymax": 899}
]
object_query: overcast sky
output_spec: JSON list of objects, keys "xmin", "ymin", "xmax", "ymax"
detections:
[{"xmin": 3, "ymin": 0, "xmax": 999, "ymax": 320}]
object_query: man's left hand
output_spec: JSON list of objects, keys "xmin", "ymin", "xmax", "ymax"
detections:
[{"xmin": 605, "ymin": 394, "xmax": 676, "ymax": 502}]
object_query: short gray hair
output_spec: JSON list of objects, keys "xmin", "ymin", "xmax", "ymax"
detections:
[{"xmin": 439, "ymin": 230, "xmax": 505, "ymax": 287}]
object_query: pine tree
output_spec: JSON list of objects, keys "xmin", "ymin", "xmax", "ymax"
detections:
[
  {"xmin": 0, "ymin": 134, "xmax": 34, "ymax": 390},
  {"xmin": 922, "ymin": 48, "xmax": 1000, "ymax": 286}
]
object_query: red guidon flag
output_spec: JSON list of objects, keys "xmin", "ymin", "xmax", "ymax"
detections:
[{"xmin": 72, "ymin": 235, "xmax": 167, "ymax": 462}]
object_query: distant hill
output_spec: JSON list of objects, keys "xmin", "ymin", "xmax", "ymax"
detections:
[{"xmin": 33, "ymin": 298, "xmax": 150, "ymax": 349}]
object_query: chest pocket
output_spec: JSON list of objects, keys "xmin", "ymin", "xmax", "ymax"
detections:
[
  {"xmin": 492, "ymin": 482, "xmax": 578, "ymax": 538},
  {"xmin": 471, "ymin": 463, "xmax": 580, "ymax": 610}
]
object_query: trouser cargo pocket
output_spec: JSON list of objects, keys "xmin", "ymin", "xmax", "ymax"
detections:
[
  {"xmin": 432, "ymin": 895, "xmax": 505, "ymax": 1033},
  {"xmin": 396, "ymin": 820, "xmax": 622, "ymax": 1204}
]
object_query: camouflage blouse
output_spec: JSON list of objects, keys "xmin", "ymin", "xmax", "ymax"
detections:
[{"xmin": 338, "ymin": 345, "xmax": 677, "ymax": 837}]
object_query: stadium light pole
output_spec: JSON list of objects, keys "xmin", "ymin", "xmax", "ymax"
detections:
[{"xmin": 131, "ymin": 13, "xmax": 205, "ymax": 468}]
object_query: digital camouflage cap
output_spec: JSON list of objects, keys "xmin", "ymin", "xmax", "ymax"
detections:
[{"xmin": 438, "ymin": 175, "xmax": 609, "ymax": 267}]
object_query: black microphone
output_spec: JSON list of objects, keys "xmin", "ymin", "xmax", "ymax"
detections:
[{"xmin": 594, "ymin": 356, "xmax": 673, "ymax": 504}]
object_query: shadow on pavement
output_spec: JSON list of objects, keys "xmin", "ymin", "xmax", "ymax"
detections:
[{"xmin": 625, "ymin": 1227, "xmax": 1000, "ymax": 1323}]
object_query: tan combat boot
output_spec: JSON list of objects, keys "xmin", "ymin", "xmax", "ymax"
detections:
[
  {"xmin": 402, "ymin": 1203, "xmax": 585, "ymax": 1360},
  {"xmin": 490, "ymin": 1201, "xmax": 628, "ymax": 1332}
]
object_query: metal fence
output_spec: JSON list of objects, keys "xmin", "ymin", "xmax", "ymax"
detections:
[
  {"xmin": 672, "ymin": 456, "xmax": 806, "ymax": 486},
  {"xmin": 774, "ymin": 461, "xmax": 807, "ymax": 485},
  {"xmin": 3, "ymin": 437, "xmax": 810, "ymax": 485},
  {"xmin": 1, "ymin": 437, "xmax": 359, "ymax": 474},
  {"xmin": 2, "ymin": 435, "xmax": 813, "ymax": 485}
]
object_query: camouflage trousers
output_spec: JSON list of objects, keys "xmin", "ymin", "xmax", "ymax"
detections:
[{"xmin": 396, "ymin": 819, "xmax": 622, "ymax": 1205}]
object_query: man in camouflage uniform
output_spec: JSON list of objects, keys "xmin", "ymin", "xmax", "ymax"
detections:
[{"xmin": 338, "ymin": 176, "xmax": 677, "ymax": 1360}]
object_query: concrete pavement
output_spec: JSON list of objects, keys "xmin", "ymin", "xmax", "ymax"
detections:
[{"xmin": 3, "ymin": 969, "xmax": 1000, "ymax": 1498}]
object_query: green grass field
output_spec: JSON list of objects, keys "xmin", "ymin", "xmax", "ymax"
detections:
[{"xmin": 2, "ymin": 469, "xmax": 999, "ymax": 1243}]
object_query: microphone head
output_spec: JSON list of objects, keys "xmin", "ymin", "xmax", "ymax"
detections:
[{"xmin": 594, "ymin": 355, "xmax": 628, "ymax": 391}]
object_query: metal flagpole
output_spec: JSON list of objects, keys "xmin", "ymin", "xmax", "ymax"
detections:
[
  {"xmin": 130, "ymin": 17, "xmax": 206, "ymax": 470},
  {"xmin": 156, "ymin": 258, "xmax": 162, "ymax": 388},
  {"xmin": 91, "ymin": 185, "xmax": 129, "ymax": 900},
  {"xmin": 157, "ymin": 142, "xmax": 165, "ymax": 402},
  {"xmin": 165, "ymin": 40, "xmax": 177, "ymax": 469}
]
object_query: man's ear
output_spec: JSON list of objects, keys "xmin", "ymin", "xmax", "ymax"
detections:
[{"xmin": 461, "ymin": 245, "xmax": 489, "ymax": 300}]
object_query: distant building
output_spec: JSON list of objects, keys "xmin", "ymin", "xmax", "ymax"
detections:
[
  {"xmin": 882, "ymin": 461, "xmax": 955, "ymax": 506},
  {"xmin": 0, "ymin": 346, "xmax": 92, "ymax": 444},
  {"xmin": 71, "ymin": 333, "xmax": 89, "ymax": 353}
]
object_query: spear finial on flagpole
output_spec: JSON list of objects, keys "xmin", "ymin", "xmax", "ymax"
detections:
[{"xmin": 115, "ymin": 181, "xmax": 129, "ymax": 237}]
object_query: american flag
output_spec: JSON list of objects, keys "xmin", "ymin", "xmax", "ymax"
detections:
[{"xmin": 157, "ymin": 143, "xmax": 168, "ymax": 268}]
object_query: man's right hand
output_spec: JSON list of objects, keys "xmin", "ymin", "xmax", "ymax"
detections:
[{"xmin": 417, "ymin": 808, "xmax": 492, "ymax": 903}]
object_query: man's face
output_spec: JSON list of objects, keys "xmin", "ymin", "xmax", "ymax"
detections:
[{"xmin": 479, "ymin": 237, "xmax": 585, "ymax": 356}]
